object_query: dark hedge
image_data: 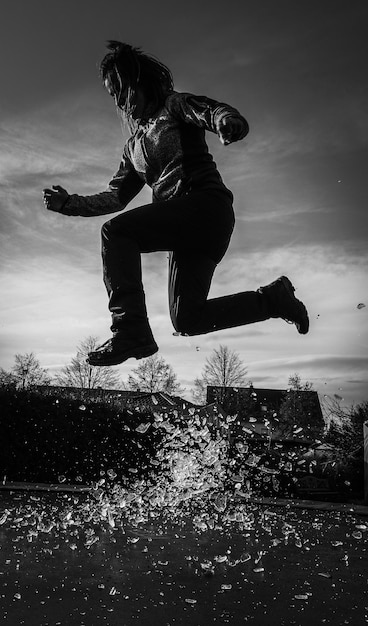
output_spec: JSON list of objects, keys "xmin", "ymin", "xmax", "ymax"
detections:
[
  {"xmin": 0, "ymin": 387, "xmax": 364, "ymax": 502},
  {"xmin": 0, "ymin": 387, "xmax": 162, "ymax": 484}
]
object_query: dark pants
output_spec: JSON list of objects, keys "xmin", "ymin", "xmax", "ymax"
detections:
[{"xmin": 101, "ymin": 190, "xmax": 270, "ymax": 338}]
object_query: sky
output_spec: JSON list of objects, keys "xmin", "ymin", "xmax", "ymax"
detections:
[{"xmin": 0, "ymin": 0, "xmax": 367, "ymax": 408}]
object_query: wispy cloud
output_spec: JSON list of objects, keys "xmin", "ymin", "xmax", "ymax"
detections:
[
  {"xmin": 247, "ymin": 354, "xmax": 368, "ymax": 408},
  {"xmin": 1, "ymin": 96, "xmax": 121, "ymax": 185}
]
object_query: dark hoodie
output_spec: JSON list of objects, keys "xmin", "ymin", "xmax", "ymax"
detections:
[{"xmin": 60, "ymin": 91, "xmax": 248, "ymax": 217}]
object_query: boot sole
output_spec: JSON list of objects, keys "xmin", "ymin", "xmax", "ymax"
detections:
[
  {"xmin": 87, "ymin": 343, "xmax": 159, "ymax": 367},
  {"xmin": 279, "ymin": 276, "xmax": 309, "ymax": 335}
]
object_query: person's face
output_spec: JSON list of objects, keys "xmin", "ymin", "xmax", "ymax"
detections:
[
  {"xmin": 104, "ymin": 74, "xmax": 127, "ymax": 109},
  {"xmin": 130, "ymin": 87, "xmax": 146, "ymax": 120},
  {"xmin": 104, "ymin": 73, "xmax": 146, "ymax": 120}
]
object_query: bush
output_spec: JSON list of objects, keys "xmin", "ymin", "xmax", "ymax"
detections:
[{"xmin": 0, "ymin": 387, "xmax": 161, "ymax": 484}]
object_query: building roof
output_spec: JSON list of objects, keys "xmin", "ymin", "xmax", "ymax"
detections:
[
  {"xmin": 33, "ymin": 385, "xmax": 198, "ymax": 415},
  {"xmin": 206, "ymin": 385, "xmax": 323, "ymax": 420}
]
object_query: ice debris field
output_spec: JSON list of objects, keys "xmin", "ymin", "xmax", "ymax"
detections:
[{"xmin": 0, "ymin": 409, "xmax": 367, "ymax": 625}]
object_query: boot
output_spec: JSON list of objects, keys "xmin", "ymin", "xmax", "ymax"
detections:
[
  {"xmin": 258, "ymin": 276, "xmax": 309, "ymax": 334},
  {"xmin": 87, "ymin": 328, "xmax": 158, "ymax": 366}
]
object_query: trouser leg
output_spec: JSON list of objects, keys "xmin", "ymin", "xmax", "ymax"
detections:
[
  {"xmin": 100, "ymin": 190, "xmax": 234, "ymax": 337},
  {"xmin": 101, "ymin": 220, "xmax": 151, "ymax": 335},
  {"xmin": 169, "ymin": 250, "xmax": 270, "ymax": 336},
  {"xmin": 100, "ymin": 190, "xmax": 270, "ymax": 339}
]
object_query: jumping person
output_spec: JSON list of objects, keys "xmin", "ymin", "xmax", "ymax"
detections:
[{"xmin": 43, "ymin": 41, "xmax": 309, "ymax": 366}]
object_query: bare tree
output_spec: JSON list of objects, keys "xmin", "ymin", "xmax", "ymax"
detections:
[
  {"xmin": 126, "ymin": 354, "xmax": 183, "ymax": 395},
  {"xmin": 324, "ymin": 399, "xmax": 368, "ymax": 462},
  {"xmin": 287, "ymin": 373, "xmax": 313, "ymax": 392},
  {"xmin": 277, "ymin": 373, "xmax": 322, "ymax": 439},
  {"xmin": 12, "ymin": 353, "xmax": 51, "ymax": 389},
  {"xmin": 192, "ymin": 345, "xmax": 248, "ymax": 404},
  {"xmin": 0, "ymin": 367, "xmax": 18, "ymax": 388},
  {"xmin": 55, "ymin": 336, "xmax": 121, "ymax": 389},
  {"xmin": 321, "ymin": 399, "xmax": 368, "ymax": 489}
]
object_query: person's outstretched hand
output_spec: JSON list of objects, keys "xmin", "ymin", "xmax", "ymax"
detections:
[
  {"xmin": 43, "ymin": 185, "xmax": 69, "ymax": 212},
  {"xmin": 217, "ymin": 117, "xmax": 249, "ymax": 145}
]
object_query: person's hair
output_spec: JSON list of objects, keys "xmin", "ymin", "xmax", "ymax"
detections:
[{"xmin": 100, "ymin": 41, "xmax": 174, "ymax": 125}]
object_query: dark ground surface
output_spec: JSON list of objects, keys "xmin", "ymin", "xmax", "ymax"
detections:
[{"xmin": 0, "ymin": 490, "xmax": 367, "ymax": 626}]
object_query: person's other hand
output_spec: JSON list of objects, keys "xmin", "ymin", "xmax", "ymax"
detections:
[
  {"xmin": 217, "ymin": 117, "xmax": 249, "ymax": 145},
  {"xmin": 43, "ymin": 185, "xmax": 69, "ymax": 212}
]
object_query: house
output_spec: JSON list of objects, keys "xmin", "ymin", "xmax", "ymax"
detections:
[
  {"xmin": 194, "ymin": 402, "xmax": 229, "ymax": 439},
  {"xmin": 206, "ymin": 384, "xmax": 324, "ymax": 444},
  {"xmin": 34, "ymin": 385, "xmax": 196, "ymax": 414}
]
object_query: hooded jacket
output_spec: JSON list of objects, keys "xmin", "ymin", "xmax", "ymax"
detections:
[{"xmin": 60, "ymin": 91, "xmax": 249, "ymax": 217}]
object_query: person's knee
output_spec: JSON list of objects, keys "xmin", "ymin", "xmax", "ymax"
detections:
[
  {"xmin": 101, "ymin": 214, "xmax": 129, "ymax": 241},
  {"xmin": 101, "ymin": 220, "xmax": 112, "ymax": 240},
  {"xmin": 170, "ymin": 306, "xmax": 200, "ymax": 336}
]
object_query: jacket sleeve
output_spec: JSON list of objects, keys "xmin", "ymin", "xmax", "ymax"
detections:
[
  {"xmin": 166, "ymin": 91, "xmax": 249, "ymax": 137},
  {"xmin": 60, "ymin": 148, "xmax": 144, "ymax": 217}
]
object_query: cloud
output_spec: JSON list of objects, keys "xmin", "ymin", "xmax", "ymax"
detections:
[
  {"xmin": 249, "ymin": 354, "xmax": 368, "ymax": 373},
  {"xmin": 1, "ymin": 96, "xmax": 121, "ymax": 182},
  {"xmin": 246, "ymin": 353, "xmax": 368, "ymax": 405},
  {"xmin": 0, "ymin": 92, "xmax": 157, "ymax": 277}
]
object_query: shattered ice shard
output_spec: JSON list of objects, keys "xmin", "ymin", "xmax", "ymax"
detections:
[{"xmin": 135, "ymin": 422, "xmax": 151, "ymax": 434}]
